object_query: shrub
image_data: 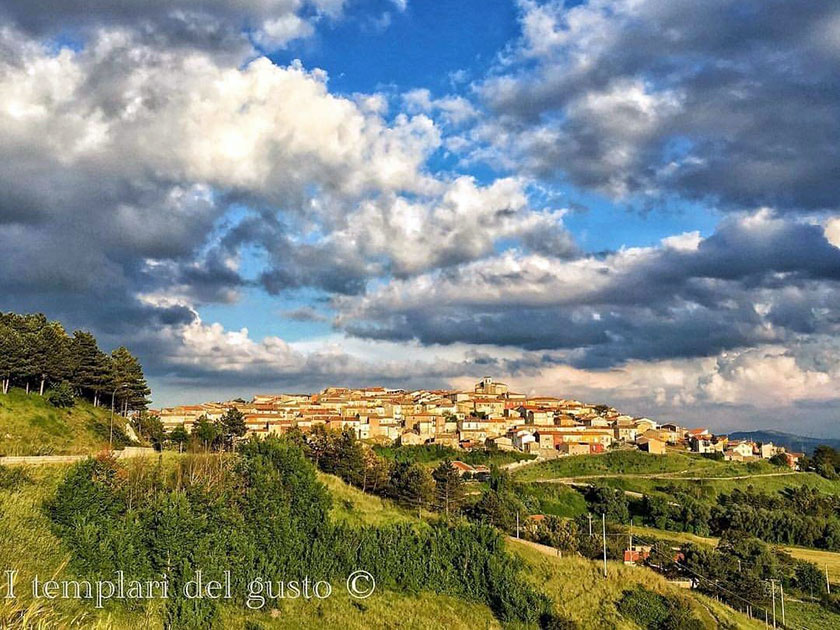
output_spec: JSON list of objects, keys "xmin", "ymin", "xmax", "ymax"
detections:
[
  {"xmin": 47, "ymin": 381, "xmax": 75, "ymax": 407},
  {"xmin": 617, "ymin": 587, "xmax": 701, "ymax": 630}
]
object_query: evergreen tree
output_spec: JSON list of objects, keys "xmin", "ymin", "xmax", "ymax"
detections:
[
  {"xmin": 388, "ymin": 461, "xmax": 435, "ymax": 515},
  {"xmin": 193, "ymin": 416, "xmax": 220, "ymax": 452},
  {"xmin": 433, "ymin": 460, "xmax": 466, "ymax": 516},
  {"xmin": 110, "ymin": 347, "xmax": 151, "ymax": 414},
  {"xmin": 220, "ymin": 407, "xmax": 247, "ymax": 450},
  {"xmin": 32, "ymin": 321, "xmax": 71, "ymax": 395},
  {"xmin": 70, "ymin": 331, "xmax": 111, "ymax": 406}
]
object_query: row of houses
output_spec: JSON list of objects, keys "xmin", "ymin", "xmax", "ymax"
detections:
[{"xmin": 152, "ymin": 377, "xmax": 801, "ymax": 467}]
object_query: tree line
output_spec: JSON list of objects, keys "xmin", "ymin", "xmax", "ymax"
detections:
[{"xmin": 0, "ymin": 312, "xmax": 150, "ymax": 412}]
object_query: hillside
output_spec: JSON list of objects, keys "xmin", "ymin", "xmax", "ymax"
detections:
[
  {"xmin": 0, "ymin": 388, "xmax": 135, "ymax": 456},
  {"xmin": 0, "ymin": 460, "xmax": 803, "ymax": 630}
]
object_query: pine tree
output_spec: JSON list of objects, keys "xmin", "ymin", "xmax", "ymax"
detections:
[
  {"xmin": 433, "ymin": 460, "xmax": 466, "ymax": 517},
  {"xmin": 110, "ymin": 347, "xmax": 150, "ymax": 414},
  {"xmin": 32, "ymin": 322, "xmax": 71, "ymax": 395},
  {"xmin": 70, "ymin": 331, "xmax": 111, "ymax": 406},
  {"xmin": 220, "ymin": 407, "xmax": 247, "ymax": 450}
]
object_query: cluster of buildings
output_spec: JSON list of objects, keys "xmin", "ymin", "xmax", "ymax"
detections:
[{"xmin": 153, "ymin": 377, "xmax": 801, "ymax": 467}]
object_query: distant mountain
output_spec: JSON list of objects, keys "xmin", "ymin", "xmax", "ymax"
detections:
[{"xmin": 728, "ymin": 430, "xmax": 840, "ymax": 454}]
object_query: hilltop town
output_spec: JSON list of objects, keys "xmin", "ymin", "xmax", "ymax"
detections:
[{"xmin": 155, "ymin": 376, "xmax": 803, "ymax": 468}]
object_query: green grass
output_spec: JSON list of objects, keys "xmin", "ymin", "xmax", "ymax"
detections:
[
  {"xmin": 374, "ymin": 444, "xmax": 535, "ymax": 469},
  {"xmin": 220, "ymin": 591, "xmax": 504, "ymax": 630},
  {"xmin": 514, "ymin": 450, "xmax": 782, "ymax": 482},
  {"xmin": 0, "ymin": 388, "xmax": 134, "ymax": 456},
  {"xmin": 785, "ymin": 600, "xmax": 840, "ymax": 630},
  {"xmin": 515, "ymin": 482, "xmax": 589, "ymax": 518},
  {"xmin": 595, "ymin": 471, "xmax": 840, "ymax": 504},
  {"xmin": 2, "ymin": 458, "xmax": 817, "ymax": 630},
  {"xmin": 318, "ymin": 472, "xmax": 418, "ymax": 527},
  {"xmin": 508, "ymin": 538, "xmax": 767, "ymax": 630}
]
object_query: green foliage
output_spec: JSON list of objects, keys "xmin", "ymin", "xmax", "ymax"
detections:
[
  {"xmin": 585, "ymin": 485, "xmax": 630, "ymax": 524},
  {"xmin": 46, "ymin": 438, "xmax": 554, "ymax": 628},
  {"xmin": 0, "ymin": 465, "xmax": 31, "ymax": 491},
  {"xmin": 617, "ymin": 587, "xmax": 703, "ymax": 630},
  {"xmin": 47, "ymin": 381, "xmax": 76, "ymax": 408},
  {"xmin": 0, "ymin": 312, "xmax": 150, "ymax": 413},
  {"xmin": 432, "ymin": 460, "xmax": 466, "ymax": 516},
  {"xmin": 374, "ymin": 444, "xmax": 535, "ymax": 467}
]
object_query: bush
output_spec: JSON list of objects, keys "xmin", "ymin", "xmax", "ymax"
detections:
[
  {"xmin": 617, "ymin": 587, "xmax": 702, "ymax": 630},
  {"xmin": 47, "ymin": 438, "xmax": 554, "ymax": 628},
  {"xmin": 47, "ymin": 381, "xmax": 75, "ymax": 408}
]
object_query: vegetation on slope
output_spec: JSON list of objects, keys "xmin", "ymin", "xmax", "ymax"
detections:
[
  {"xmin": 0, "ymin": 387, "xmax": 134, "ymax": 455},
  {"xmin": 514, "ymin": 450, "xmax": 779, "ymax": 482}
]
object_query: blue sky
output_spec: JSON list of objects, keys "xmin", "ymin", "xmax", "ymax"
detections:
[{"xmin": 1, "ymin": 0, "xmax": 839, "ymax": 434}]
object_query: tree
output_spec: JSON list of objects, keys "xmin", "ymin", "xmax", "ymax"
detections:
[
  {"xmin": 110, "ymin": 347, "xmax": 151, "ymax": 414},
  {"xmin": 133, "ymin": 412, "xmax": 165, "ymax": 450},
  {"xmin": 70, "ymin": 331, "xmax": 111, "ymax": 406},
  {"xmin": 586, "ymin": 485, "xmax": 630, "ymax": 524},
  {"xmin": 168, "ymin": 426, "xmax": 189, "ymax": 452},
  {"xmin": 388, "ymin": 461, "xmax": 434, "ymax": 515},
  {"xmin": 32, "ymin": 322, "xmax": 71, "ymax": 395},
  {"xmin": 220, "ymin": 407, "xmax": 247, "ymax": 450},
  {"xmin": 193, "ymin": 416, "xmax": 220, "ymax": 452},
  {"xmin": 769, "ymin": 452, "xmax": 789, "ymax": 467},
  {"xmin": 433, "ymin": 460, "xmax": 466, "ymax": 517},
  {"xmin": 47, "ymin": 381, "xmax": 76, "ymax": 408},
  {"xmin": 0, "ymin": 325, "xmax": 23, "ymax": 394}
]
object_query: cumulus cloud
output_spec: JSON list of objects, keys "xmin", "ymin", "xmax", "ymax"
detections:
[
  {"xmin": 0, "ymin": 0, "xmax": 345, "ymax": 54},
  {"xmin": 336, "ymin": 211, "xmax": 840, "ymax": 365},
  {"xmin": 477, "ymin": 0, "xmax": 840, "ymax": 212}
]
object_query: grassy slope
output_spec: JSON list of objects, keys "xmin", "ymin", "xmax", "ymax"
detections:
[
  {"xmin": 0, "ymin": 466, "xmax": 502, "ymax": 630},
  {"xmin": 508, "ymin": 539, "xmax": 766, "ymax": 630},
  {"xmin": 3, "ymin": 462, "xmax": 821, "ymax": 630},
  {"xmin": 318, "ymin": 472, "xmax": 418, "ymax": 527},
  {"xmin": 514, "ymin": 450, "xmax": 782, "ymax": 482},
  {"xmin": 0, "ymin": 388, "xmax": 134, "ymax": 456}
]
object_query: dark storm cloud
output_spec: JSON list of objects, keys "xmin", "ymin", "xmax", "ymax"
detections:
[
  {"xmin": 0, "ymin": 0, "xmax": 337, "ymax": 54},
  {"xmin": 480, "ymin": 0, "xmax": 840, "ymax": 212},
  {"xmin": 337, "ymin": 213, "xmax": 840, "ymax": 365}
]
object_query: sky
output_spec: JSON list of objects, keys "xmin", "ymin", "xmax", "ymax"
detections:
[{"xmin": 1, "ymin": 0, "xmax": 840, "ymax": 435}]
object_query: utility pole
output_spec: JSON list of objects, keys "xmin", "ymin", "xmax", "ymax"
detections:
[
  {"xmin": 827, "ymin": 565, "xmax": 832, "ymax": 594},
  {"xmin": 779, "ymin": 581, "xmax": 785, "ymax": 627},
  {"xmin": 602, "ymin": 513, "xmax": 607, "ymax": 578},
  {"xmin": 770, "ymin": 580, "xmax": 777, "ymax": 629},
  {"xmin": 588, "ymin": 513, "xmax": 593, "ymax": 537}
]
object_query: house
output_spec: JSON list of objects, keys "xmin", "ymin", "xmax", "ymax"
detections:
[
  {"xmin": 636, "ymin": 436, "xmax": 666, "ymax": 454},
  {"xmin": 786, "ymin": 452, "xmax": 803, "ymax": 470},
  {"xmin": 726, "ymin": 440, "xmax": 755, "ymax": 460},
  {"xmin": 399, "ymin": 431, "xmax": 425, "ymax": 446},
  {"xmin": 623, "ymin": 545, "xmax": 652, "ymax": 565},
  {"xmin": 512, "ymin": 430, "xmax": 537, "ymax": 451},
  {"xmin": 557, "ymin": 442, "xmax": 590, "ymax": 456},
  {"xmin": 474, "ymin": 376, "xmax": 508, "ymax": 396},
  {"xmin": 634, "ymin": 418, "xmax": 658, "ymax": 433},
  {"xmin": 758, "ymin": 442, "xmax": 777, "ymax": 459},
  {"xmin": 490, "ymin": 436, "xmax": 514, "ymax": 451},
  {"xmin": 690, "ymin": 436, "xmax": 715, "ymax": 454},
  {"xmin": 450, "ymin": 461, "xmax": 476, "ymax": 477},
  {"xmin": 614, "ymin": 425, "xmax": 638, "ymax": 442}
]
